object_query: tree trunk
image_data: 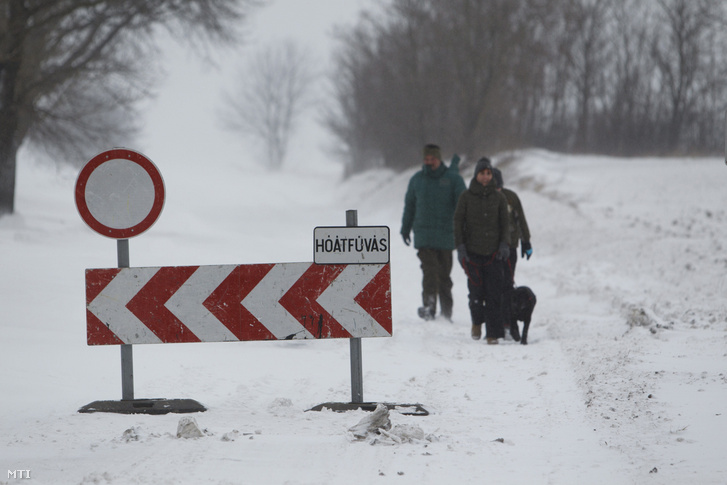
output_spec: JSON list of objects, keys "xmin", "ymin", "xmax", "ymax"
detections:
[
  {"xmin": 0, "ymin": 127, "xmax": 18, "ymax": 216},
  {"xmin": 0, "ymin": 62, "xmax": 20, "ymax": 215},
  {"xmin": 0, "ymin": 0, "xmax": 27, "ymax": 216}
]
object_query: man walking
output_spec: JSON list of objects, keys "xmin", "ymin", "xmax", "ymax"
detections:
[{"xmin": 401, "ymin": 144, "xmax": 466, "ymax": 321}]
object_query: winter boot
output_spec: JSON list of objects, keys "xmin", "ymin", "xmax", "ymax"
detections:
[
  {"xmin": 418, "ymin": 306, "xmax": 435, "ymax": 321},
  {"xmin": 418, "ymin": 294, "xmax": 436, "ymax": 321},
  {"xmin": 471, "ymin": 324, "xmax": 482, "ymax": 340},
  {"xmin": 486, "ymin": 337, "xmax": 499, "ymax": 345}
]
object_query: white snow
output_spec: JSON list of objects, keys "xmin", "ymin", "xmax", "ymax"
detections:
[
  {"xmin": 2, "ymin": 1, "xmax": 727, "ymax": 482},
  {"xmin": 2, "ymin": 148, "xmax": 726, "ymax": 484}
]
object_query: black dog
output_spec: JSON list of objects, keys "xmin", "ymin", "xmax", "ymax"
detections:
[{"xmin": 509, "ymin": 286, "xmax": 536, "ymax": 345}]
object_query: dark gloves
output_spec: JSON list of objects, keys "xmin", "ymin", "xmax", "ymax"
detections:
[
  {"xmin": 402, "ymin": 233, "xmax": 411, "ymax": 246},
  {"xmin": 496, "ymin": 241, "xmax": 510, "ymax": 261},
  {"xmin": 456, "ymin": 244, "xmax": 469, "ymax": 267},
  {"xmin": 521, "ymin": 240, "xmax": 533, "ymax": 260}
]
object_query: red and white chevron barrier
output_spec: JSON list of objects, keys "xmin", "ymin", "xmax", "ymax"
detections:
[{"xmin": 86, "ymin": 262, "xmax": 392, "ymax": 345}]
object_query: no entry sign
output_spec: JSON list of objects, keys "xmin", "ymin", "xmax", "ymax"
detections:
[{"xmin": 75, "ymin": 148, "xmax": 165, "ymax": 239}]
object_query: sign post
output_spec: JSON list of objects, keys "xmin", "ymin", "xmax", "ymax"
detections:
[
  {"xmin": 346, "ymin": 210, "xmax": 364, "ymax": 403},
  {"xmin": 308, "ymin": 213, "xmax": 427, "ymax": 416},
  {"xmin": 76, "ymin": 149, "xmax": 206, "ymax": 414},
  {"xmin": 117, "ymin": 239, "xmax": 133, "ymax": 400},
  {"xmin": 314, "ymin": 212, "xmax": 391, "ymax": 403},
  {"xmin": 75, "ymin": 148, "xmax": 165, "ymax": 402}
]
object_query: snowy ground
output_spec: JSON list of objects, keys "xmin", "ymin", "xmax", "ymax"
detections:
[{"xmin": 2, "ymin": 149, "xmax": 725, "ymax": 484}]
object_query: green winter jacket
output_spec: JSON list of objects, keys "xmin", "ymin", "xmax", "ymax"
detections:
[
  {"xmin": 454, "ymin": 177, "xmax": 510, "ymax": 256},
  {"xmin": 401, "ymin": 160, "xmax": 466, "ymax": 250},
  {"xmin": 502, "ymin": 187, "xmax": 531, "ymax": 248}
]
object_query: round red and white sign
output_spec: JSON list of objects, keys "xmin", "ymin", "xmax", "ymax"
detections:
[{"xmin": 75, "ymin": 148, "xmax": 165, "ymax": 239}]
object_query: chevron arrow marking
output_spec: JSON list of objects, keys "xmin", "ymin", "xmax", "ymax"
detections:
[
  {"xmin": 86, "ymin": 268, "xmax": 125, "ymax": 345},
  {"xmin": 279, "ymin": 263, "xmax": 349, "ymax": 339},
  {"xmin": 87, "ymin": 267, "xmax": 163, "ymax": 344},
  {"xmin": 242, "ymin": 262, "xmax": 316, "ymax": 340},
  {"xmin": 202, "ymin": 264, "xmax": 276, "ymax": 341},
  {"xmin": 166, "ymin": 265, "xmax": 239, "ymax": 342},
  {"xmin": 317, "ymin": 264, "xmax": 391, "ymax": 338},
  {"xmin": 85, "ymin": 262, "xmax": 392, "ymax": 345},
  {"xmin": 126, "ymin": 266, "xmax": 201, "ymax": 343}
]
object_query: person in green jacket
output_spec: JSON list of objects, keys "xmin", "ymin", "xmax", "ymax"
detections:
[
  {"xmin": 454, "ymin": 157, "xmax": 510, "ymax": 344},
  {"xmin": 492, "ymin": 167, "xmax": 532, "ymax": 341},
  {"xmin": 401, "ymin": 144, "xmax": 466, "ymax": 321}
]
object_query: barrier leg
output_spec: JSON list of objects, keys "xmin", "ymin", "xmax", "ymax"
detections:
[{"xmin": 346, "ymin": 210, "xmax": 364, "ymax": 403}]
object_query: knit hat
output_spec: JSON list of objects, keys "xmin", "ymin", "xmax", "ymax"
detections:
[
  {"xmin": 423, "ymin": 144, "xmax": 442, "ymax": 160},
  {"xmin": 474, "ymin": 157, "xmax": 493, "ymax": 175},
  {"xmin": 492, "ymin": 167, "xmax": 504, "ymax": 188}
]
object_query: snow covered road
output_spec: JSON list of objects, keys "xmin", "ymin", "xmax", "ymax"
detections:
[{"xmin": 2, "ymin": 151, "xmax": 725, "ymax": 484}]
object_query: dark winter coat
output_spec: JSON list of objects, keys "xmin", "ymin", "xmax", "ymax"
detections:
[
  {"xmin": 502, "ymin": 187, "xmax": 531, "ymax": 248},
  {"xmin": 454, "ymin": 177, "xmax": 510, "ymax": 256},
  {"xmin": 401, "ymin": 160, "xmax": 466, "ymax": 250}
]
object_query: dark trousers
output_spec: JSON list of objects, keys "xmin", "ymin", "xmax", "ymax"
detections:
[
  {"xmin": 464, "ymin": 252, "xmax": 505, "ymax": 339},
  {"xmin": 502, "ymin": 247, "xmax": 518, "ymax": 327},
  {"xmin": 417, "ymin": 248, "xmax": 453, "ymax": 317}
]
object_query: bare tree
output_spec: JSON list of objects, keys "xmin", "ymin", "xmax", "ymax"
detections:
[
  {"xmin": 326, "ymin": 0, "xmax": 555, "ymax": 174},
  {"xmin": 0, "ymin": 0, "xmax": 258, "ymax": 216},
  {"xmin": 555, "ymin": 0, "xmax": 614, "ymax": 151},
  {"xmin": 220, "ymin": 40, "xmax": 314, "ymax": 170},
  {"xmin": 327, "ymin": 1, "xmax": 444, "ymax": 172},
  {"xmin": 652, "ymin": 0, "xmax": 725, "ymax": 152},
  {"xmin": 437, "ymin": 0, "xmax": 547, "ymax": 156},
  {"xmin": 325, "ymin": 20, "xmax": 383, "ymax": 176},
  {"xmin": 596, "ymin": 0, "xmax": 653, "ymax": 154}
]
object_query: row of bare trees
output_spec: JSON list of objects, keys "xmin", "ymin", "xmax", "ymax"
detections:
[{"xmin": 325, "ymin": 0, "xmax": 727, "ymax": 174}]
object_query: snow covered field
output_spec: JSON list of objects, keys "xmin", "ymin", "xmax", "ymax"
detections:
[{"xmin": 2, "ymin": 149, "xmax": 726, "ymax": 484}]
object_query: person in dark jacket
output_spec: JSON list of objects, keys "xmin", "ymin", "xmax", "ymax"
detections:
[
  {"xmin": 492, "ymin": 167, "xmax": 532, "ymax": 341},
  {"xmin": 454, "ymin": 157, "xmax": 510, "ymax": 344},
  {"xmin": 401, "ymin": 144, "xmax": 466, "ymax": 321}
]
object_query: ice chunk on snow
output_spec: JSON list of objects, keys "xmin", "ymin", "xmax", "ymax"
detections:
[
  {"xmin": 177, "ymin": 416, "xmax": 205, "ymax": 439},
  {"xmin": 348, "ymin": 403, "xmax": 391, "ymax": 439}
]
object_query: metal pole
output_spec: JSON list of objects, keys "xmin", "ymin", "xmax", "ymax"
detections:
[
  {"xmin": 346, "ymin": 210, "xmax": 364, "ymax": 403},
  {"xmin": 117, "ymin": 239, "xmax": 134, "ymax": 401}
]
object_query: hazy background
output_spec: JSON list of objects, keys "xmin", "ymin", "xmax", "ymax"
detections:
[{"xmin": 141, "ymin": 0, "xmax": 372, "ymax": 176}]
